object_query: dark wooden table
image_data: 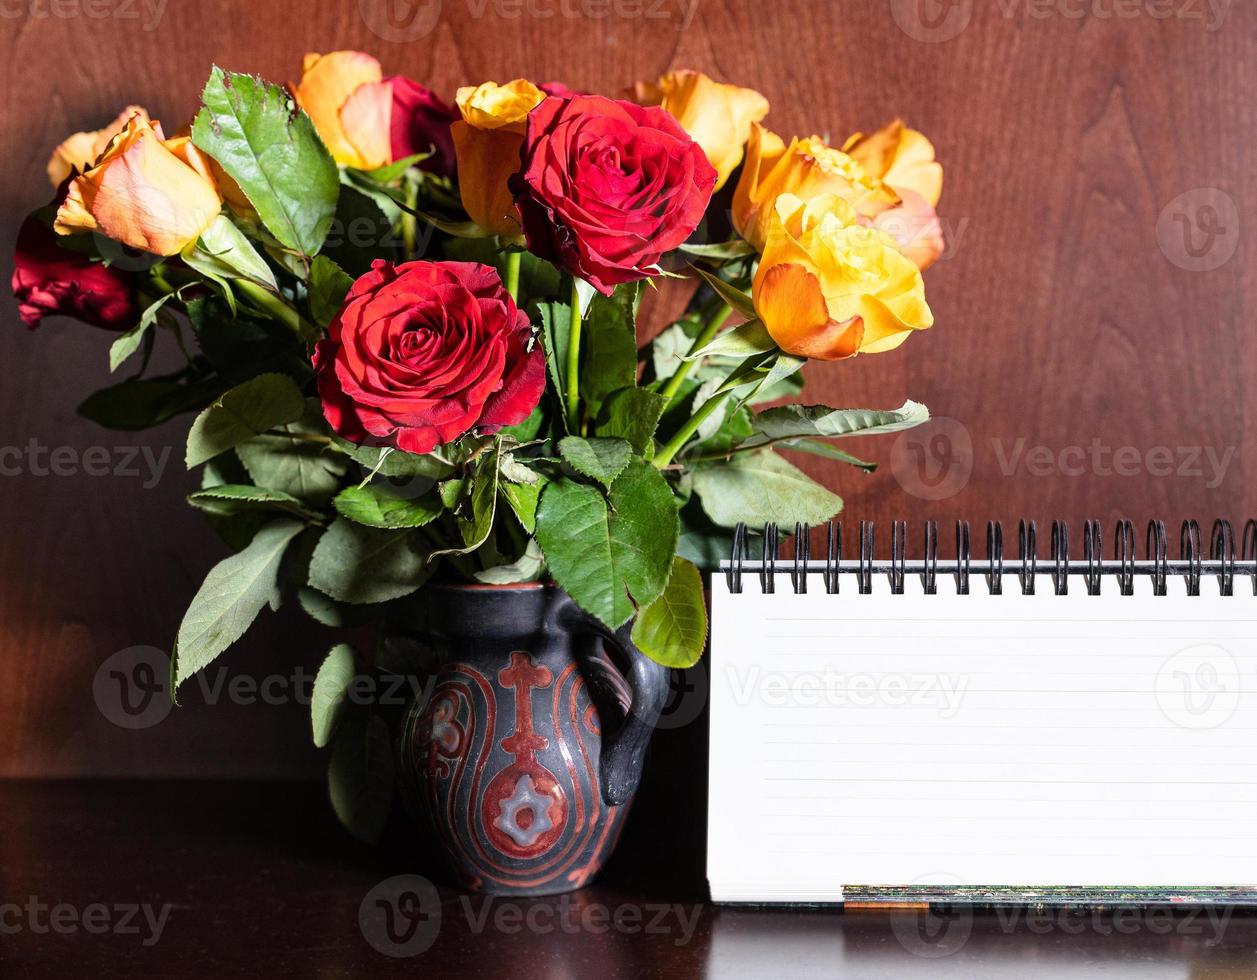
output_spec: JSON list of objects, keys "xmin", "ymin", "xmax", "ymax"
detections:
[{"xmin": 3, "ymin": 779, "xmax": 1257, "ymax": 978}]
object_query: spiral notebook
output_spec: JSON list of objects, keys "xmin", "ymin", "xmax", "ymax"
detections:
[{"xmin": 707, "ymin": 520, "xmax": 1257, "ymax": 905}]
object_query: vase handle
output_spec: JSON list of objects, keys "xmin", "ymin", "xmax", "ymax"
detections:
[{"xmin": 557, "ymin": 600, "xmax": 670, "ymax": 806}]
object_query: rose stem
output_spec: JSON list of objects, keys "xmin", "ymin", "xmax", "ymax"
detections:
[
  {"xmin": 236, "ymin": 280, "xmax": 316, "ymax": 340},
  {"xmin": 652, "ymin": 386, "xmax": 735, "ymax": 469},
  {"xmin": 504, "ymin": 250, "xmax": 522, "ymax": 302},
  {"xmin": 658, "ymin": 301, "xmax": 731, "ymax": 404},
  {"xmin": 565, "ymin": 277, "xmax": 583, "ymax": 433}
]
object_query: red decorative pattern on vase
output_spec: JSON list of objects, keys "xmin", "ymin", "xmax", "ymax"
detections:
[{"xmin": 482, "ymin": 652, "xmax": 568, "ymax": 859}]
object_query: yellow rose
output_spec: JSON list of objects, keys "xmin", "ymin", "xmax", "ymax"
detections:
[
  {"xmin": 733, "ymin": 124, "xmax": 899, "ymax": 252},
  {"xmin": 292, "ymin": 51, "xmax": 392, "ymax": 170},
  {"xmin": 46, "ymin": 105, "xmax": 150, "ymax": 188},
  {"xmin": 450, "ymin": 79, "xmax": 545, "ymax": 238},
  {"xmin": 752, "ymin": 193, "xmax": 932, "ymax": 361},
  {"xmin": 633, "ymin": 70, "xmax": 768, "ymax": 191},
  {"xmin": 54, "ymin": 114, "xmax": 222, "ymax": 256},
  {"xmin": 845, "ymin": 119, "xmax": 945, "ymax": 269}
]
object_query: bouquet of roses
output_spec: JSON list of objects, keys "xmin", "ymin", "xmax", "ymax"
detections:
[{"xmin": 14, "ymin": 52, "xmax": 943, "ymax": 707}]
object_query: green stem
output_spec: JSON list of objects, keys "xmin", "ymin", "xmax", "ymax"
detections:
[
  {"xmin": 659, "ymin": 302, "xmax": 732, "ymax": 404},
  {"xmin": 653, "ymin": 387, "xmax": 735, "ymax": 469},
  {"xmin": 236, "ymin": 279, "xmax": 316, "ymax": 340},
  {"xmin": 504, "ymin": 250, "xmax": 522, "ymax": 302},
  {"xmin": 402, "ymin": 177, "xmax": 418, "ymax": 257},
  {"xmin": 565, "ymin": 277, "xmax": 583, "ymax": 433}
]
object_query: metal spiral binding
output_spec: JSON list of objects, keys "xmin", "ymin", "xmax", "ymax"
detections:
[
  {"xmin": 1083, "ymin": 520, "xmax": 1103, "ymax": 596},
  {"xmin": 1213, "ymin": 519, "xmax": 1236, "ymax": 597},
  {"xmin": 723, "ymin": 519, "xmax": 1257, "ymax": 595},
  {"xmin": 1051, "ymin": 521, "xmax": 1069, "ymax": 596},
  {"xmin": 1019, "ymin": 520, "xmax": 1037, "ymax": 596},
  {"xmin": 986, "ymin": 521, "xmax": 1003, "ymax": 595},
  {"xmin": 922, "ymin": 522, "xmax": 939, "ymax": 595},
  {"xmin": 955, "ymin": 521, "xmax": 971, "ymax": 595}
]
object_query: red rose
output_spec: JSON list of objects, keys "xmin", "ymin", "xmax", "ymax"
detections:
[
  {"xmin": 313, "ymin": 260, "xmax": 544, "ymax": 455},
  {"xmin": 12, "ymin": 213, "xmax": 136, "ymax": 330},
  {"xmin": 388, "ymin": 76, "xmax": 458, "ymax": 180},
  {"xmin": 511, "ymin": 95, "xmax": 716, "ymax": 295}
]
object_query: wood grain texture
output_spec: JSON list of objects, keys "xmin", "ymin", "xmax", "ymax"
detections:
[{"xmin": 1, "ymin": 0, "xmax": 1254, "ymax": 775}]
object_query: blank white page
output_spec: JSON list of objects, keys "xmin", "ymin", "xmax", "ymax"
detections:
[{"xmin": 708, "ymin": 570, "xmax": 1257, "ymax": 903}]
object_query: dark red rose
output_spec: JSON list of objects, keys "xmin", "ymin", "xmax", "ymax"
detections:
[
  {"xmin": 388, "ymin": 76, "xmax": 457, "ymax": 179},
  {"xmin": 511, "ymin": 94, "xmax": 716, "ymax": 295},
  {"xmin": 313, "ymin": 260, "xmax": 544, "ymax": 455},
  {"xmin": 12, "ymin": 212, "xmax": 136, "ymax": 330},
  {"xmin": 538, "ymin": 81, "xmax": 579, "ymax": 99}
]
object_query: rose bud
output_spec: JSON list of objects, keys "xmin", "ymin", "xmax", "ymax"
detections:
[
  {"xmin": 13, "ymin": 212, "xmax": 136, "ymax": 330},
  {"xmin": 450, "ymin": 79, "xmax": 546, "ymax": 238},
  {"xmin": 313, "ymin": 260, "xmax": 545, "ymax": 455},
  {"xmin": 733, "ymin": 123, "xmax": 899, "ymax": 253},
  {"xmin": 751, "ymin": 193, "xmax": 932, "ymax": 361},
  {"xmin": 633, "ymin": 69, "xmax": 768, "ymax": 191},
  {"xmin": 53, "ymin": 114, "xmax": 222, "ymax": 256},
  {"xmin": 512, "ymin": 94, "xmax": 717, "ymax": 295}
]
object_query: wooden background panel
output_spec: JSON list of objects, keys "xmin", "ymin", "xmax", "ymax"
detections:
[{"xmin": 0, "ymin": 0, "xmax": 1253, "ymax": 776}]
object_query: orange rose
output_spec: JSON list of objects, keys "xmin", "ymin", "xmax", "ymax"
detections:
[
  {"xmin": 292, "ymin": 51, "xmax": 392, "ymax": 170},
  {"xmin": 46, "ymin": 105, "xmax": 150, "ymax": 187},
  {"xmin": 845, "ymin": 120, "xmax": 945, "ymax": 269},
  {"xmin": 732, "ymin": 123, "xmax": 898, "ymax": 252},
  {"xmin": 450, "ymin": 79, "xmax": 545, "ymax": 238},
  {"xmin": 633, "ymin": 70, "xmax": 768, "ymax": 190},
  {"xmin": 54, "ymin": 114, "xmax": 222, "ymax": 256}
]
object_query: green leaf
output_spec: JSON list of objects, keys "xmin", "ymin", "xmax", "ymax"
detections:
[
  {"xmin": 186, "ymin": 373, "xmax": 305, "ymax": 468},
  {"xmin": 78, "ymin": 375, "xmax": 222, "ymax": 431},
  {"xmin": 691, "ymin": 266, "xmax": 756, "ymax": 319},
  {"xmin": 329, "ymin": 434, "xmax": 454, "ymax": 482},
  {"xmin": 651, "ymin": 321, "xmax": 699, "ymax": 380},
  {"xmin": 474, "ymin": 539, "xmax": 545, "ymax": 585},
  {"xmin": 687, "ymin": 318, "xmax": 776, "ymax": 360},
  {"xmin": 237, "ymin": 400, "xmax": 348, "ymax": 507},
  {"xmin": 558, "ymin": 436, "xmax": 632, "ymax": 487},
  {"xmin": 357, "ymin": 151, "xmax": 431, "ymax": 184},
  {"xmin": 631, "ymin": 556, "xmax": 708, "ymax": 668},
  {"xmin": 192, "ymin": 67, "xmax": 339, "ymax": 256},
  {"xmin": 309, "ymin": 518, "xmax": 429, "ymax": 604},
  {"xmin": 333, "ymin": 484, "xmax": 443, "ymax": 529},
  {"xmin": 536, "ymin": 458, "xmax": 678, "ymax": 628},
  {"xmin": 187, "ymin": 483, "xmax": 323, "ymax": 521},
  {"xmin": 780, "ymin": 440, "xmax": 877, "ymax": 471},
  {"xmin": 328, "ymin": 708, "xmax": 395, "ymax": 844},
  {"xmin": 595, "ymin": 387, "xmax": 667, "ymax": 457},
  {"xmin": 538, "ymin": 301, "xmax": 572, "ymax": 423},
  {"xmin": 581, "ymin": 284, "xmax": 639, "ymax": 416},
  {"xmin": 109, "ymin": 293, "xmax": 172, "ymax": 373},
  {"xmin": 308, "ymin": 255, "xmax": 354, "ymax": 328},
  {"xmin": 312, "ymin": 644, "xmax": 357, "ymax": 748},
  {"xmin": 500, "ymin": 479, "xmax": 541, "ymax": 533},
  {"xmin": 677, "ymin": 239, "xmax": 756, "ymax": 261},
  {"xmin": 692, "ymin": 449, "xmax": 843, "ymax": 528},
  {"xmin": 183, "ymin": 213, "xmax": 278, "ymax": 289},
  {"xmin": 173, "ymin": 519, "xmax": 304, "ymax": 686},
  {"xmin": 432, "ymin": 444, "xmax": 499, "ymax": 556},
  {"xmin": 297, "ymin": 587, "xmax": 383, "ymax": 628},
  {"xmin": 737, "ymin": 400, "xmax": 930, "ymax": 452}
]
